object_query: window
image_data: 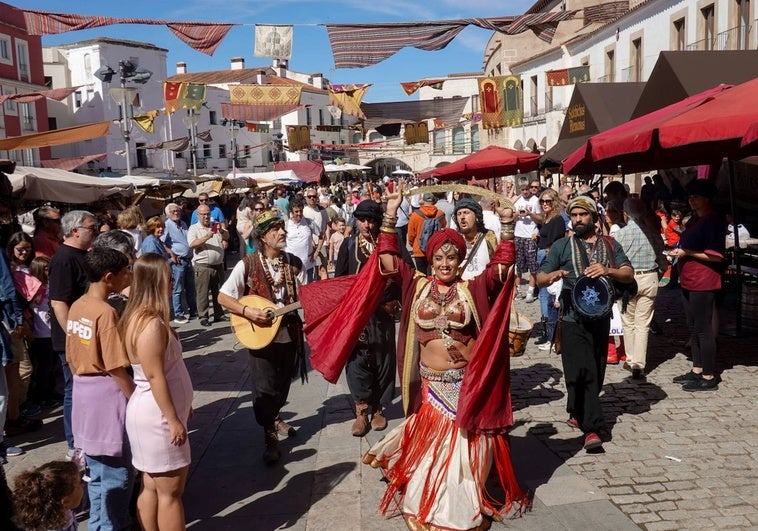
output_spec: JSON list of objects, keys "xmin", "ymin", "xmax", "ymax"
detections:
[
  {"xmin": 433, "ymin": 129, "xmax": 445, "ymax": 154},
  {"xmin": 16, "ymin": 40, "xmax": 29, "ymax": 81},
  {"xmin": 702, "ymin": 5, "xmax": 715, "ymax": 50},
  {"xmin": 83, "ymin": 53, "xmax": 92, "ymax": 80},
  {"xmin": 0, "ymin": 34, "xmax": 11, "ymax": 65},
  {"xmin": 203, "ymin": 144, "xmax": 212, "ymax": 158},
  {"xmin": 452, "ymin": 126, "xmax": 465, "ymax": 154},
  {"xmin": 631, "ymin": 38, "xmax": 643, "ymax": 82},
  {"xmin": 74, "ymin": 91, "xmax": 82, "ymax": 109},
  {"xmin": 530, "ymin": 75, "xmax": 538, "ymax": 116},
  {"xmin": 219, "ymin": 144, "xmax": 226, "ymax": 159},
  {"xmin": 2, "ymin": 86, "xmax": 16, "ymax": 115},
  {"xmin": 471, "ymin": 94, "xmax": 479, "ymax": 113},
  {"xmin": 86, "ymin": 89, "xmax": 95, "ymax": 106},
  {"xmin": 209, "ymin": 111, "xmax": 217, "ymax": 125},
  {"xmin": 20, "ymin": 103, "xmax": 35, "ymax": 131},
  {"xmin": 605, "ymin": 49, "xmax": 616, "ymax": 81},
  {"xmin": 306, "ymin": 107, "xmax": 312, "ymax": 126},
  {"xmin": 673, "ymin": 19, "xmax": 686, "ymax": 50},
  {"xmin": 470, "ymin": 125, "xmax": 479, "ymax": 152},
  {"xmin": 737, "ymin": 0, "xmax": 750, "ymax": 49},
  {"xmin": 318, "ymin": 108, "xmax": 323, "ymax": 126}
]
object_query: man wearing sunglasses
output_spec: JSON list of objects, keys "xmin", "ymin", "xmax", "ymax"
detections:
[
  {"xmin": 513, "ymin": 179, "xmax": 543, "ymax": 302},
  {"xmin": 190, "ymin": 193, "xmax": 227, "ymax": 230},
  {"xmin": 302, "ymin": 188, "xmax": 328, "ymax": 281}
]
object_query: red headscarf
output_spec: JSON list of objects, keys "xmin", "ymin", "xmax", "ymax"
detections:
[{"xmin": 425, "ymin": 228, "xmax": 467, "ymax": 263}]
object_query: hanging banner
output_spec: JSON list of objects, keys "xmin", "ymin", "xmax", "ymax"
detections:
[
  {"xmin": 568, "ymin": 66, "xmax": 591, "ymax": 84},
  {"xmin": 329, "ymin": 84, "xmax": 371, "ymax": 120},
  {"xmin": 478, "ymin": 77, "xmax": 505, "ymax": 130},
  {"xmin": 230, "ymin": 85, "xmax": 302, "ymax": 106},
  {"xmin": 180, "ymin": 83, "xmax": 206, "ymax": 110},
  {"xmin": 502, "ymin": 76, "xmax": 523, "ymax": 127},
  {"xmin": 164, "ymin": 82, "xmax": 184, "ymax": 115},
  {"xmin": 546, "ymin": 69, "xmax": 570, "ymax": 86},
  {"xmin": 133, "ymin": 110, "xmax": 159, "ymax": 133},
  {"xmin": 254, "ymin": 25, "xmax": 293, "ymax": 60},
  {"xmin": 286, "ymin": 125, "xmax": 311, "ymax": 151}
]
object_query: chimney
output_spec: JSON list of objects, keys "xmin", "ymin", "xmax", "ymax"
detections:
[
  {"xmin": 311, "ymin": 72, "xmax": 324, "ymax": 89},
  {"xmin": 176, "ymin": 62, "xmax": 187, "ymax": 74},
  {"xmin": 231, "ymin": 57, "xmax": 245, "ymax": 70}
]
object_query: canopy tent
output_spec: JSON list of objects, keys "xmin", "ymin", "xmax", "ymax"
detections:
[
  {"xmin": 323, "ymin": 163, "xmax": 371, "ymax": 172},
  {"xmin": 0, "ymin": 121, "xmax": 110, "ymax": 151},
  {"xmin": 274, "ymin": 160, "xmax": 325, "ymax": 183},
  {"xmin": 225, "ymin": 170, "xmax": 301, "ymax": 187},
  {"xmin": 9, "ymin": 166, "xmax": 134, "ymax": 203},
  {"xmin": 631, "ymin": 50, "xmax": 758, "ymax": 119},
  {"xmin": 540, "ymin": 82, "xmax": 645, "ymax": 170},
  {"xmin": 740, "ymin": 122, "xmax": 758, "ymax": 151},
  {"xmin": 430, "ymin": 145, "xmax": 540, "ymax": 181},
  {"xmin": 361, "ymin": 97, "xmax": 469, "ymax": 131},
  {"xmin": 121, "ymin": 175, "xmax": 197, "ymax": 194}
]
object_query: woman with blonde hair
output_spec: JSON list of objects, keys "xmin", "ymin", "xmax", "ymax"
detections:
[
  {"xmin": 535, "ymin": 188, "xmax": 566, "ymax": 349},
  {"xmin": 117, "ymin": 206, "xmax": 145, "ymax": 257},
  {"xmin": 121, "ymin": 253, "xmax": 193, "ymax": 531}
]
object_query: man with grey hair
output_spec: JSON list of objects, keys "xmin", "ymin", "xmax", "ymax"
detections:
[
  {"xmin": 33, "ymin": 205, "xmax": 62, "ymax": 259},
  {"xmin": 614, "ymin": 198, "xmax": 667, "ymax": 380},
  {"xmin": 162, "ymin": 202, "xmax": 197, "ymax": 324},
  {"xmin": 49, "ymin": 210, "xmax": 98, "ymax": 459},
  {"xmin": 559, "ymin": 185, "xmax": 573, "ymax": 230}
]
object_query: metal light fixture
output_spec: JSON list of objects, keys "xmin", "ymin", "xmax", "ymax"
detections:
[
  {"xmin": 97, "ymin": 60, "xmax": 153, "ymax": 176},
  {"xmin": 183, "ymin": 110, "xmax": 200, "ymax": 176},
  {"xmin": 221, "ymin": 118, "xmax": 245, "ymax": 175}
]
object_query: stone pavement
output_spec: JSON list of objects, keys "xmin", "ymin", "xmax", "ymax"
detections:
[{"xmin": 2, "ymin": 284, "xmax": 757, "ymax": 530}]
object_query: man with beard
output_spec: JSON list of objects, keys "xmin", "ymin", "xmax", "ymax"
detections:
[
  {"xmin": 453, "ymin": 197, "xmax": 498, "ymax": 280},
  {"xmin": 218, "ymin": 211, "xmax": 305, "ymax": 464},
  {"xmin": 334, "ymin": 200, "xmax": 400, "ymax": 436},
  {"xmin": 536, "ymin": 197, "xmax": 633, "ymax": 452}
]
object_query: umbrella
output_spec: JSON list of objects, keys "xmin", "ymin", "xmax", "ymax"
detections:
[
  {"xmin": 561, "ymin": 83, "xmax": 756, "ymax": 174},
  {"xmin": 431, "ymin": 145, "xmax": 540, "ymax": 181},
  {"xmin": 740, "ymin": 121, "xmax": 758, "ymax": 152}
]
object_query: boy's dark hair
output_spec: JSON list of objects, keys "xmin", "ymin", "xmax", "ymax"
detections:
[
  {"xmin": 288, "ymin": 198, "xmax": 305, "ymax": 212},
  {"xmin": 84, "ymin": 247, "xmax": 128, "ymax": 283},
  {"xmin": 671, "ymin": 209, "xmax": 682, "ymax": 218}
]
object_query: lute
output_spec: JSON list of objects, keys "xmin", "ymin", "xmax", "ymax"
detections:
[{"xmin": 230, "ymin": 294, "xmax": 301, "ymax": 350}]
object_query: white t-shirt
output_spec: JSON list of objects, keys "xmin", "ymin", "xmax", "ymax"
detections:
[
  {"xmin": 303, "ymin": 205, "xmax": 328, "ymax": 244},
  {"xmin": 285, "ymin": 218, "xmax": 315, "ymax": 270},
  {"xmin": 187, "ymin": 223, "xmax": 224, "ymax": 266},
  {"xmin": 483, "ymin": 210, "xmax": 501, "ymax": 242},
  {"xmin": 513, "ymin": 195, "xmax": 541, "ymax": 238}
]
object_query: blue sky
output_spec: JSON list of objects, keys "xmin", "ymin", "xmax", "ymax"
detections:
[{"xmin": 12, "ymin": 0, "xmax": 534, "ymax": 101}]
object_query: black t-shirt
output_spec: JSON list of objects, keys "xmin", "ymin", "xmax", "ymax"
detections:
[
  {"xmin": 48, "ymin": 245, "xmax": 88, "ymax": 351},
  {"xmin": 538, "ymin": 215, "xmax": 567, "ymax": 250}
]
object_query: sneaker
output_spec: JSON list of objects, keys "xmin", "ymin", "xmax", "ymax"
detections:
[
  {"xmin": 0, "ymin": 441, "xmax": 24, "ymax": 462},
  {"xmin": 672, "ymin": 371, "xmax": 702, "ymax": 384},
  {"xmin": 200, "ymin": 318, "xmax": 211, "ymax": 327},
  {"xmin": 583, "ymin": 432, "xmax": 603, "ymax": 450},
  {"xmin": 566, "ymin": 417, "xmax": 579, "ymax": 429},
  {"xmin": 682, "ymin": 377, "xmax": 719, "ymax": 392},
  {"xmin": 172, "ymin": 316, "xmax": 189, "ymax": 325},
  {"xmin": 538, "ymin": 341, "xmax": 552, "ymax": 351}
]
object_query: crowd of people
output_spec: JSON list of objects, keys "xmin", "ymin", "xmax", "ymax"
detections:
[{"xmin": 0, "ymin": 168, "xmax": 732, "ymax": 530}]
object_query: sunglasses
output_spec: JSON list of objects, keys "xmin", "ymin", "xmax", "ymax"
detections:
[
  {"xmin": 530, "ymin": 185, "xmax": 540, "ymax": 189},
  {"xmin": 14, "ymin": 246, "xmax": 32, "ymax": 253},
  {"xmin": 306, "ymin": 195, "xmax": 317, "ymax": 199},
  {"xmin": 254, "ymin": 207, "xmax": 264, "ymax": 211},
  {"xmin": 539, "ymin": 199, "xmax": 553, "ymax": 204}
]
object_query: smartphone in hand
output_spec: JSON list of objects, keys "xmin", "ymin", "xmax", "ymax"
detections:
[{"xmin": 211, "ymin": 222, "xmax": 219, "ymax": 234}]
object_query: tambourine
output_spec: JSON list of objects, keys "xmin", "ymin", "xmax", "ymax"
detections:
[{"xmin": 571, "ymin": 275, "xmax": 615, "ymax": 320}]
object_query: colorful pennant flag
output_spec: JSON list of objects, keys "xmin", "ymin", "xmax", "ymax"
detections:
[
  {"xmin": 133, "ymin": 110, "xmax": 159, "ymax": 133},
  {"xmin": 478, "ymin": 77, "xmax": 505, "ymax": 130},
  {"xmin": 328, "ymin": 84, "xmax": 371, "ymax": 120},
  {"xmin": 400, "ymin": 79, "xmax": 446, "ymax": 96},
  {"xmin": 164, "ymin": 82, "xmax": 184, "ymax": 115}
]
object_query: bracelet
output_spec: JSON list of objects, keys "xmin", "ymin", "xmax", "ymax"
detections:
[
  {"xmin": 381, "ymin": 213, "xmax": 397, "ymax": 233},
  {"xmin": 242, "ymin": 306, "xmax": 248, "ymax": 318}
]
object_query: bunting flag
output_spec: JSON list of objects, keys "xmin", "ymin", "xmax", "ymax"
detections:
[
  {"xmin": 478, "ymin": 77, "xmax": 505, "ymax": 130},
  {"xmin": 254, "ymin": 25, "xmax": 294, "ymax": 60},
  {"xmin": 502, "ymin": 75, "xmax": 523, "ymax": 127},
  {"xmin": 196, "ymin": 130, "xmax": 213, "ymax": 142},
  {"xmin": 163, "ymin": 82, "xmax": 184, "ymax": 115},
  {"xmin": 568, "ymin": 66, "xmax": 591, "ymax": 84},
  {"xmin": 140, "ymin": 137, "xmax": 190, "ymax": 152},
  {"xmin": 0, "ymin": 121, "xmax": 110, "ymax": 150},
  {"xmin": 40, "ymin": 153, "xmax": 107, "ymax": 171},
  {"xmin": 180, "ymin": 83, "xmax": 206, "ymax": 110},
  {"xmin": 229, "ymin": 85, "xmax": 302, "ymax": 106},
  {"xmin": 329, "ymin": 84, "xmax": 371, "ymax": 120},
  {"xmin": 22, "ymin": 10, "xmax": 234, "ymax": 55},
  {"xmin": 133, "ymin": 110, "xmax": 160, "ymax": 134},
  {"xmin": 221, "ymin": 102, "xmax": 304, "ymax": 122},
  {"xmin": 400, "ymin": 79, "xmax": 446, "ymax": 96},
  {"xmin": 0, "ymin": 85, "xmax": 84, "ymax": 104},
  {"xmin": 584, "ymin": 1, "xmax": 629, "ymax": 22},
  {"xmin": 546, "ymin": 69, "xmax": 570, "ymax": 86},
  {"xmin": 286, "ymin": 125, "xmax": 311, "ymax": 151},
  {"xmin": 327, "ymin": 105, "xmax": 342, "ymax": 121}
]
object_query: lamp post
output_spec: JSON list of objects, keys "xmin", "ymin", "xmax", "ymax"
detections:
[
  {"xmin": 222, "ymin": 118, "xmax": 244, "ymax": 175},
  {"xmin": 95, "ymin": 60, "xmax": 152, "ymax": 176},
  {"xmin": 183, "ymin": 110, "xmax": 200, "ymax": 176}
]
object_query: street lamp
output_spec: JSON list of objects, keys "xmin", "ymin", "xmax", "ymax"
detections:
[
  {"xmin": 221, "ymin": 118, "xmax": 244, "ymax": 175},
  {"xmin": 95, "ymin": 60, "xmax": 152, "ymax": 176},
  {"xmin": 183, "ymin": 110, "xmax": 200, "ymax": 176}
]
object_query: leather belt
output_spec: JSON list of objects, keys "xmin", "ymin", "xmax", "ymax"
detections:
[{"xmin": 635, "ymin": 268, "xmax": 657, "ymax": 275}]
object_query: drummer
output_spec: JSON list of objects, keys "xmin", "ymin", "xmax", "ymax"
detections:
[{"xmin": 536, "ymin": 196, "xmax": 633, "ymax": 452}]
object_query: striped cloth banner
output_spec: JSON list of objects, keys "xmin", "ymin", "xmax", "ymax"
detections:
[
  {"xmin": 0, "ymin": 86, "xmax": 83, "ymax": 104},
  {"xmin": 22, "ymin": 10, "xmax": 234, "ymax": 55},
  {"xmin": 220, "ymin": 102, "xmax": 304, "ymax": 123},
  {"xmin": 584, "ymin": 1, "xmax": 629, "ymax": 22}
]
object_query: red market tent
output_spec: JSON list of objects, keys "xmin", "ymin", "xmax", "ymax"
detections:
[
  {"xmin": 430, "ymin": 145, "xmax": 540, "ymax": 181},
  {"xmin": 274, "ymin": 160, "xmax": 325, "ymax": 183},
  {"xmin": 740, "ymin": 121, "xmax": 758, "ymax": 152}
]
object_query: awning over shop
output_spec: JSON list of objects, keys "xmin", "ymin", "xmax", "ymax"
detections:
[
  {"xmin": 541, "ymin": 82, "xmax": 645, "ymax": 170},
  {"xmin": 40, "ymin": 153, "xmax": 107, "ymax": 171},
  {"xmin": 9, "ymin": 166, "xmax": 134, "ymax": 203},
  {"xmin": 631, "ymin": 50, "xmax": 758, "ymax": 119},
  {"xmin": 274, "ymin": 160, "xmax": 325, "ymax": 183},
  {"xmin": 361, "ymin": 97, "xmax": 469, "ymax": 131},
  {"xmin": 0, "ymin": 121, "xmax": 111, "ymax": 150}
]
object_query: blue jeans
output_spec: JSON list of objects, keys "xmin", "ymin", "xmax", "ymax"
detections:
[
  {"xmin": 56, "ymin": 350, "xmax": 74, "ymax": 449},
  {"xmin": 86, "ymin": 450, "xmax": 134, "ymax": 531},
  {"xmin": 171, "ymin": 260, "xmax": 197, "ymax": 318},
  {"xmin": 0, "ymin": 360, "xmax": 7, "ymax": 445},
  {"xmin": 537, "ymin": 249, "xmax": 550, "ymax": 319}
]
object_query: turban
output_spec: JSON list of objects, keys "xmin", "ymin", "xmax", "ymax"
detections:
[
  {"xmin": 453, "ymin": 197, "xmax": 484, "ymax": 230},
  {"xmin": 566, "ymin": 196, "xmax": 598, "ymax": 217},
  {"xmin": 253, "ymin": 210, "xmax": 284, "ymax": 234},
  {"xmin": 353, "ymin": 199, "xmax": 383, "ymax": 222},
  {"xmin": 425, "ymin": 228, "xmax": 467, "ymax": 263}
]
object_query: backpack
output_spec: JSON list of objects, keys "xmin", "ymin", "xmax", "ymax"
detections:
[{"xmin": 417, "ymin": 211, "xmax": 444, "ymax": 253}]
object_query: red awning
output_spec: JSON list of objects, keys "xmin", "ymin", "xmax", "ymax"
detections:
[
  {"xmin": 274, "ymin": 160, "xmax": 325, "ymax": 183},
  {"xmin": 431, "ymin": 145, "xmax": 540, "ymax": 181}
]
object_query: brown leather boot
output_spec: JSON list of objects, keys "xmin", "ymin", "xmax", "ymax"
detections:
[
  {"xmin": 351, "ymin": 401, "xmax": 370, "ymax": 437},
  {"xmin": 370, "ymin": 405, "xmax": 387, "ymax": 431},
  {"xmin": 262, "ymin": 426, "xmax": 281, "ymax": 465}
]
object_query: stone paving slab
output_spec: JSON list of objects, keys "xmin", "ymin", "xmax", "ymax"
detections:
[{"xmin": 3, "ymin": 284, "xmax": 756, "ymax": 530}]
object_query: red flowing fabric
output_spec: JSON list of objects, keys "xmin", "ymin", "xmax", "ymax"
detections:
[{"xmin": 300, "ymin": 252, "xmax": 386, "ymax": 383}]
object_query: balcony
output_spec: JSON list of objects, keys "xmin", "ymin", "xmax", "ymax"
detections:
[
  {"xmin": 686, "ymin": 36, "xmax": 716, "ymax": 51},
  {"xmin": 715, "ymin": 25, "xmax": 752, "ymax": 50}
]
